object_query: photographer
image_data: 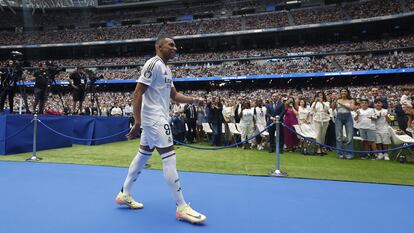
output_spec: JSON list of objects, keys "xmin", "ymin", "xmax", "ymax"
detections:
[
  {"xmin": 207, "ymin": 96, "xmax": 224, "ymax": 146},
  {"xmin": 33, "ymin": 62, "xmax": 49, "ymax": 114},
  {"xmin": 0, "ymin": 60, "xmax": 21, "ymax": 114},
  {"xmin": 69, "ymin": 66, "xmax": 87, "ymax": 114}
]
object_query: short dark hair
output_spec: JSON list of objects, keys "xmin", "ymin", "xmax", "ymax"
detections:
[
  {"xmin": 155, "ymin": 35, "xmax": 172, "ymax": 46},
  {"xmin": 360, "ymin": 98, "xmax": 369, "ymax": 103},
  {"xmin": 374, "ymin": 98, "xmax": 383, "ymax": 104}
]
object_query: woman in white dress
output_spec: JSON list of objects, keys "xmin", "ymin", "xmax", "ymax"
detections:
[
  {"xmin": 239, "ymin": 100, "xmax": 255, "ymax": 149},
  {"xmin": 254, "ymin": 99, "xmax": 268, "ymax": 150},
  {"xmin": 311, "ymin": 92, "xmax": 331, "ymax": 155},
  {"xmin": 298, "ymin": 98, "xmax": 311, "ymax": 125}
]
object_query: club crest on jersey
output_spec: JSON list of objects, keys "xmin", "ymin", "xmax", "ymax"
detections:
[{"xmin": 144, "ymin": 70, "xmax": 152, "ymax": 79}]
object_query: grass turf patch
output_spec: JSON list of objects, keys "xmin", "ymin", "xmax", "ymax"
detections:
[{"xmin": 1, "ymin": 139, "xmax": 413, "ymax": 185}]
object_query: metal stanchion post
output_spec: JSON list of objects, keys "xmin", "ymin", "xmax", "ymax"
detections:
[
  {"xmin": 26, "ymin": 114, "xmax": 42, "ymax": 161},
  {"xmin": 271, "ymin": 116, "xmax": 287, "ymax": 177}
]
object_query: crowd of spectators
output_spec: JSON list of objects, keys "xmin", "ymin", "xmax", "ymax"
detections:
[
  {"xmin": 291, "ymin": 6, "xmax": 347, "ymax": 25},
  {"xmin": 170, "ymin": 58, "xmax": 337, "ymax": 78},
  {"xmin": 11, "ymin": 84, "xmax": 412, "ymax": 115},
  {"xmin": 9, "ymin": 84, "xmax": 414, "ymax": 160},
  {"xmin": 15, "ymin": 52, "xmax": 413, "ymax": 81},
  {"xmin": 0, "ymin": 0, "xmax": 411, "ymax": 45},
  {"xmin": 343, "ymin": 0, "xmax": 402, "ymax": 20},
  {"xmin": 407, "ymin": 0, "xmax": 414, "ymax": 11},
  {"xmin": 0, "ymin": 24, "xmax": 164, "ymax": 45},
  {"xmin": 332, "ymin": 53, "xmax": 414, "ymax": 71},
  {"xmin": 244, "ymin": 11, "xmax": 289, "ymax": 30},
  {"xmin": 162, "ymin": 21, "xmax": 202, "ymax": 36},
  {"xmin": 199, "ymin": 17, "xmax": 243, "ymax": 33},
  {"xmin": 7, "ymin": 33, "xmax": 412, "ymax": 70}
]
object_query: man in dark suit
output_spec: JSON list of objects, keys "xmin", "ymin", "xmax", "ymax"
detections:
[
  {"xmin": 184, "ymin": 103, "xmax": 197, "ymax": 143},
  {"xmin": 266, "ymin": 93, "xmax": 285, "ymax": 153},
  {"xmin": 369, "ymin": 87, "xmax": 388, "ymax": 109}
]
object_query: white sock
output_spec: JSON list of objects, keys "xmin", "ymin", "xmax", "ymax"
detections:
[
  {"xmin": 161, "ymin": 151, "xmax": 186, "ymax": 207},
  {"xmin": 122, "ymin": 148, "xmax": 152, "ymax": 195}
]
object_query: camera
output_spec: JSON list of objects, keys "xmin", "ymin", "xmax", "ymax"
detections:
[
  {"xmin": 10, "ymin": 51, "xmax": 23, "ymax": 62},
  {"xmin": 85, "ymin": 69, "xmax": 103, "ymax": 84},
  {"xmin": 45, "ymin": 61, "xmax": 65, "ymax": 77}
]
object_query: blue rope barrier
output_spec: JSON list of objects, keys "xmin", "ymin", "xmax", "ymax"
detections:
[
  {"xmin": 38, "ymin": 120, "xmax": 130, "ymax": 141},
  {"xmin": 173, "ymin": 123, "xmax": 275, "ymax": 150},
  {"xmin": 282, "ymin": 123, "xmax": 414, "ymax": 154},
  {"xmin": 0, "ymin": 120, "xmax": 33, "ymax": 142}
]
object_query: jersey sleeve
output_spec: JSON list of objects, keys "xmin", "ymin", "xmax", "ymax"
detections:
[{"xmin": 138, "ymin": 59, "xmax": 160, "ymax": 86}]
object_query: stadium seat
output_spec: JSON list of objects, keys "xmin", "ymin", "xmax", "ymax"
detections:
[
  {"xmin": 228, "ymin": 123, "xmax": 240, "ymax": 135},
  {"xmin": 388, "ymin": 126, "xmax": 414, "ymax": 160},
  {"xmin": 202, "ymin": 123, "xmax": 213, "ymax": 134},
  {"xmin": 343, "ymin": 127, "xmax": 363, "ymax": 141}
]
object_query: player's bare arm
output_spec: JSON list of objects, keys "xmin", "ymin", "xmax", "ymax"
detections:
[
  {"xmin": 170, "ymin": 86, "xmax": 203, "ymax": 105},
  {"xmin": 127, "ymin": 82, "xmax": 149, "ymax": 140}
]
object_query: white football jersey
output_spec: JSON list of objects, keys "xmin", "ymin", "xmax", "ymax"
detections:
[
  {"xmin": 240, "ymin": 108, "xmax": 254, "ymax": 125},
  {"xmin": 138, "ymin": 56, "xmax": 174, "ymax": 126},
  {"xmin": 374, "ymin": 109, "xmax": 389, "ymax": 132},
  {"xmin": 254, "ymin": 106, "xmax": 267, "ymax": 126}
]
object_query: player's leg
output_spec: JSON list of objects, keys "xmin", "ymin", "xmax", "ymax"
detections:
[
  {"xmin": 157, "ymin": 146, "xmax": 206, "ymax": 223},
  {"xmin": 155, "ymin": 122, "xmax": 206, "ymax": 223},
  {"xmin": 116, "ymin": 129, "xmax": 154, "ymax": 209}
]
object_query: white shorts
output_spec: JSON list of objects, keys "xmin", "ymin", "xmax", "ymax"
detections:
[
  {"xmin": 140, "ymin": 120, "xmax": 173, "ymax": 149},
  {"xmin": 376, "ymin": 131, "xmax": 391, "ymax": 145},
  {"xmin": 256, "ymin": 123, "xmax": 267, "ymax": 136}
]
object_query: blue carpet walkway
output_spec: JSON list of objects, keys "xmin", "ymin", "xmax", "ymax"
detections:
[{"xmin": 0, "ymin": 161, "xmax": 413, "ymax": 233}]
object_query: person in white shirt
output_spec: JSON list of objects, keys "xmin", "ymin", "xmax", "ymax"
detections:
[
  {"xmin": 311, "ymin": 92, "xmax": 330, "ymax": 155},
  {"xmin": 110, "ymin": 104, "xmax": 123, "ymax": 116},
  {"xmin": 115, "ymin": 36, "xmax": 206, "ymax": 224},
  {"xmin": 298, "ymin": 98, "xmax": 311, "ymax": 125},
  {"xmin": 354, "ymin": 99, "xmax": 377, "ymax": 159},
  {"xmin": 254, "ymin": 99, "xmax": 267, "ymax": 150},
  {"xmin": 400, "ymin": 87, "xmax": 412, "ymax": 106},
  {"xmin": 222, "ymin": 99, "xmax": 236, "ymax": 144},
  {"xmin": 374, "ymin": 99, "xmax": 391, "ymax": 160},
  {"xmin": 239, "ymin": 100, "xmax": 255, "ymax": 149},
  {"xmin": 222, "ymin": 99, "xmax": 235, "ymax": 123},
  {"xmin": 124, "ymin": 103, "xmax": 133, "ymax": 117}
]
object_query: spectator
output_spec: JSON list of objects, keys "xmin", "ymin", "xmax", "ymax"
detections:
[
  {"xmin": 254, "ymin": 99, "xmax": 268, "ymax": 151},
  {"xmin": 110, "ymin": 104, "xmax": 123, "ymax": 116},
  {"xmin": 266, "ymin": 93, "xmax": 285, "ymax": 153},
  {"xmin": 369, "ymin": 87, "xmax": 388, "ymax": 109},
  {"xmin": 283, "ymin": 97, "xmax": 299, "ymax": 152},
  {"xmin": 354, "ymin": 99, "xmax": 378, "ymax": 159},
  {"xmin": 196, "ymin": 101, "xmax": 207, "ymax": 143},
  {"xmin": 239, "ymin": 100, "xmax": 255, "ymax": 149},
  {"xmin": 373, "ymin": 99, "xmax": 391, "ymax": 161},
  {"xmin": 207, "ymin": 96, "xmax": 224, "ymax": 146},
  {"xmin": 311, "ymin": 91, "xmax": 330, "ymax": 155},
  {"xmin": 184, "ymin": 103, "xmax": 197, "ymax": 144},
  {"xmin": 335, "ymin": 88, "xmax": 355, "ymax": 159}
]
